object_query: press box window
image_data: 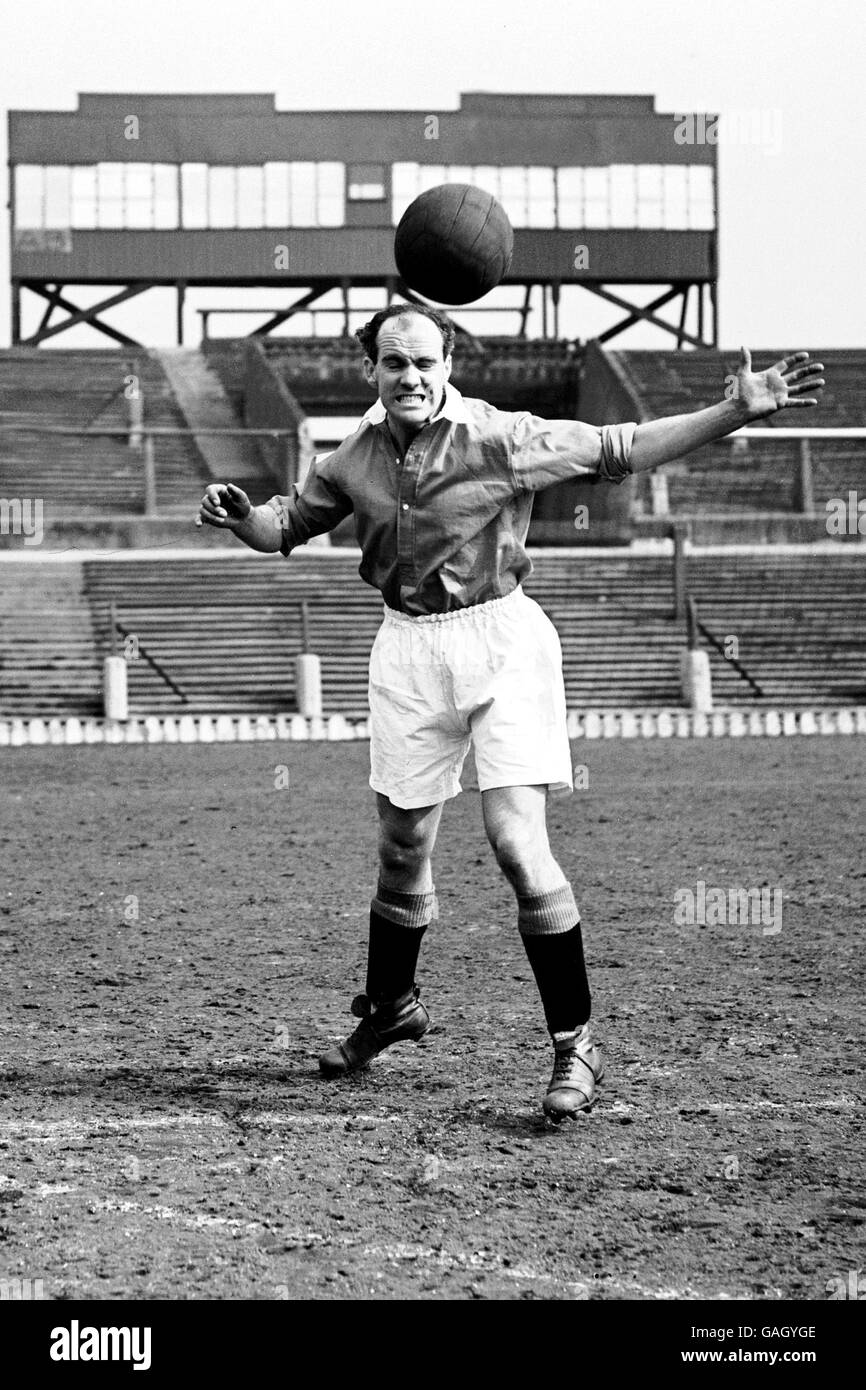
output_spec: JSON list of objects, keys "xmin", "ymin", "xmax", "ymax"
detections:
[{"xmin": 348, "ymin": 164, "xmax": 386, "ymax": 200}]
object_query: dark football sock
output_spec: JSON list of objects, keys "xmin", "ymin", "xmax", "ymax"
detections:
[
  {"xmin": 520, "ymin": 924, "xmax": 591, "ymax": 1035},
  {"xmin": 364, "ymin": 897, "xmax": 433, "ymax": 1006}
]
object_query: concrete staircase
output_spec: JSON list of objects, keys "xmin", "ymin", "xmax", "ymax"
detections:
[{"xmin": 154, "ymin": 348, "xmax": 267, "ymax": 487}]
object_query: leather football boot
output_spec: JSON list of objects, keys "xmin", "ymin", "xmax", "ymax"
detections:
[
  {"xmin": 542, "ymin": 1023, "xmax": 604, "ymax": 1121},
  {"xmin": 318, "ymin": 986, "xmax": 430, "ymax": 1078}
]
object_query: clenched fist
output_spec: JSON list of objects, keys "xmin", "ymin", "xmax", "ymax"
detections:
[{"xmin": 196, "ymin": 483, "xmax": 252, "ymax": 529}]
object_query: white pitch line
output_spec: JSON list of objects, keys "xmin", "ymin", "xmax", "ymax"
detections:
[
  {"xmin": 239, "ymin": 1111, "xmax": 404, "ymax": 1128},
  {"xmin": 666, "ymin": 1097, "xmax": 861, "ymax": 1116},
  {"xmin": 355, "ymin": 1244, "xmax": 720, "ymax": 1299},
  {"xmin": 91, "ymin": 1198, "xmax": 261, "ymax": 1232},
  {"xmin": 0, "ymin": 1114, "xmax": 230, "ymax": 1140}
]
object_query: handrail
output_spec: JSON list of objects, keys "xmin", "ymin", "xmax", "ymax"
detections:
[
  {"xmin": 3, "ymin": 422, "xmax": 861, "ymax": 438},
  {"xmin": 0, "ymin": 422, "xmax": 299, "ymax": 436},
  {"xmin": 686, "ymin": 596, "xmax": 765, "ymax": 698},
  {"xmin": 2, "ymin": 418, "xmax": 862, "ymax": 436},
  {"xmin": 199, "ymin": 305, "xmax": 528, "ymax": 334},
  {"xmin": 110, "ymin": 609, "xmax": 188, "ymax": 703},
  {"xmin": 730, "ymin": 427, "xmax": 866, "ymax": 439}
]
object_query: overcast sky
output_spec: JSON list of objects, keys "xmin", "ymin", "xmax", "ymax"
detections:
[{"xmin": 1, "ymin": 0, "xmax": 863, "ymax": 350}]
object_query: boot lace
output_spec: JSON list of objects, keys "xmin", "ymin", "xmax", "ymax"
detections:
[{"xmin": 553, "ymin": 1046, "xmax": 581, "ymax": 1083}]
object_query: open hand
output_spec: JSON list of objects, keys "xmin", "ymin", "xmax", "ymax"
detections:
[{"xmin": 733, "ymin": 348, "xmax": 825, "ymax": 420}]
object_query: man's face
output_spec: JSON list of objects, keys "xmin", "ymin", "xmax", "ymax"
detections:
[{"xmin": 363, "ymin": 315, "xmax": 452, "ymax": 432}]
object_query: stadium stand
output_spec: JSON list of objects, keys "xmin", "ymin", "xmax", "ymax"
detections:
[
  {"xmin": 4, "ymin": 91, "xmax": 861, "ymax": 731},
  {"xmin": 608, "ymin": 349, "xmax": 866, "ymax": 516},
  {"xmin": 0, "ymin": 561, "xmax": 101, "ymax": 715},
  {"xmin": 82, "ymin": 556, "xmax": 377, "ymax": 715},
  {"xmin": 687, "ymin": 553, "xmax": 866, "ymax": 706},
  {"xmin": 205, "ymin": 338, "xmax": 865, "ymax": 536},
  {"xmin": 0, "ymin": 349, "xmax": 212, "ymax": 516},
  {"xmin": 0, "ymin": 347, "xmax": 280, "ymax": 522},
  {"xmin": 2, "ymin": 343, "xmax": 864, "ymax": 722},
  {"xmin": 205, "ymin": 335, "xmax": 581, "ymax": 419},
  {"xmin": 0, "ymin": 550, "xmax": 851, "ymax": 718}
]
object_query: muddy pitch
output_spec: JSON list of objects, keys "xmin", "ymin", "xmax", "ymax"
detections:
[{"xmin": 0, "ymin": 736, "xmax": 862, "ymax": 1300}]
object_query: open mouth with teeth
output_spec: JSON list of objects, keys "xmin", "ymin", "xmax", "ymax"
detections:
[{"xmin": 395, "ymin": 393, "xmax": 426, "ymax": 405}]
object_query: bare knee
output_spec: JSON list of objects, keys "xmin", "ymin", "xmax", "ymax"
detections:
[
  {"xmin": 377, "ymin": 801, "xmax": 440, "ymax": 889},
  {"xmin": 379, "ymin": 827, "xmax": 429, "ymax": 880},
  {"xmin": 486, "ymin": 819, "xmax": 562, "ymax": 896},
  {"xmin": 487, "ymin": 822, "xmax": 539, "ymax": 886},
  {"xmin": 487, "ymin": 824, "xmax": 520, "ymax": 877}
]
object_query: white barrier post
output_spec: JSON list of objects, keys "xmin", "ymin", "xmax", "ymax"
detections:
[
  {"xmin": 103, "ymin": 656, "xmax": 128, "ymax": 722},
  {"xmin": 103, "ymin": 602, "xmax": 128, "ymax": 721},
  {"xmin": 680, "ymin": 650, "xmax": 713, "ymax": 712},
  {"xmin": 680, "ymin": 596, "xmax": 713, "ymax": 713},
  {"xmin": 295, "ymin": 654, "xmax": 322, "ymax": 719},
  {"xmin": 127, "ymin": 373, "xmax": 143, "ymax": 450},
  {"xmin": 294, "ymin": 600, "xmax": 322, "ymax": 719}
]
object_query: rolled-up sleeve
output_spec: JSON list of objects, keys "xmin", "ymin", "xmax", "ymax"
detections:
[
  {"xmin": 510, "ymin": 413, "xmax": 637, "ymax": 491},
  {"xmin": 265, "ymin": 457, "xmax": 353, "ymax": 557},
  {"xmin": 597, "ymin": 421, "xmax": 637, "ymax": 483}
]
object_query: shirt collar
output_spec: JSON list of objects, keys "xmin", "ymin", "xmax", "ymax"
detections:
[{"xmin": 362, "ymin": 381, "xmax": 471, "ymax": 427}]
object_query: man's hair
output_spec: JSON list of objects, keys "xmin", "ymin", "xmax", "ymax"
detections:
[{"xmin": 355, "ymin": 303, "xmax": 456, "ymax": 362}]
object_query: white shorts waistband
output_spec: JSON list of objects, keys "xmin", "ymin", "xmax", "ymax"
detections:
[{"xmin": 382, "ymin": 585, "xmax": 526, "ymax": 627}]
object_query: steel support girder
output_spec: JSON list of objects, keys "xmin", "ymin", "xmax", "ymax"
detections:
[
  {"xmin": 19, "ymin": 282, "xmax": 154, "ymax": 346},
  {"xmin": 251, "ymin": 285, "xmax": 338, "ymax": 337},
  {"xmin": 585, "ymin": 282, "xmax": 712, "ymax": 349}
]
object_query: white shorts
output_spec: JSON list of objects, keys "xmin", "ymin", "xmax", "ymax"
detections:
[{"xmin": 368, "ymin": 585, "xmax": 574, "ymax": 810}]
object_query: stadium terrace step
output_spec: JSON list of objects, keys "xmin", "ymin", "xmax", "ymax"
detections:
[{"xmin": 0, "ymin": 560, "xmax": 102, "ymax": 715}]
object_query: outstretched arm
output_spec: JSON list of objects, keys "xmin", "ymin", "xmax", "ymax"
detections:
[{"xmin": 628, "ymin": 349, "xmax": 825, "ymax": 474}]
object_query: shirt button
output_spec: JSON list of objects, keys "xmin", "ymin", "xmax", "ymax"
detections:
[{"xmin": 401, "ymin": 502, "xmax": 409, "ymax": 511}]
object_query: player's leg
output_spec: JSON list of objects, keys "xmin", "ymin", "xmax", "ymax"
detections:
[
  {"xmin": 464, "ymin": 588, "xmax": 602, "ymax": 1119},
  {"xmin": 482, "ymin": 784, "xmax": 592, "ymax": 1040},
  {"xmin": 318, "ymin": 796, "xmax": 444, "ymax": 1077},
  {"xmin": 481, "ymin": 784, "xmax": 602, "ymax": 1121},
  {"xmin": 320, "ymin": 605, "xmax": 462, "ymax": 1078},
  {"xmin": 368, "ymin": 793, "xmax": 444, "ymax": 1003}
]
